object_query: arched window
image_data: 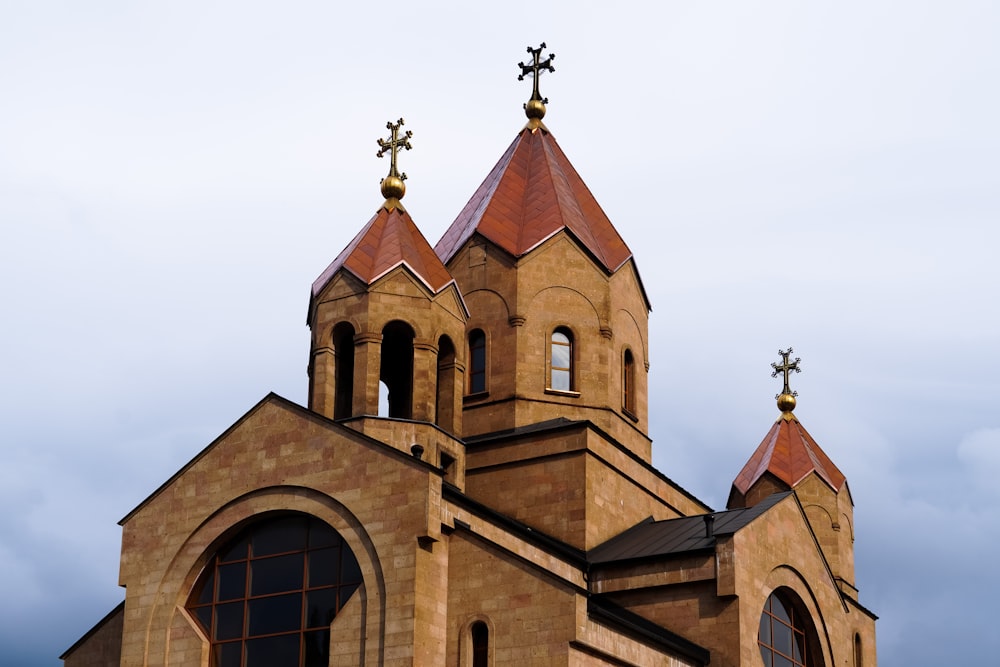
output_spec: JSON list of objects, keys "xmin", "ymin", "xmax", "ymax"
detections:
[
  {"xmin": 758, "ymin": 591, "xmax": 811, "ymax": 667},
  {"xmin": 380, "ymin": 321, "xmax": 414, "ymax": 419},
  {"xmin": 471, "ymin": 621, "xmax": 489, "ymax": 667},
  {"xmin": 436, "ymin": 335, "xmax": 457, "ymax": 429},
  {"xmin": 854, "ymin": 633, "xmax": 863, "ymax": 667},
  {"xmin": 550, "ymin": 328, "xmax": 573, "ymax": 392},
  {"xmin": 468, "ymin": 329, "xmax": 486, "ymax": 394},
  {"xmin": 187, "ymin": 514, "xmax": 362, "ymax": 667},
  {"xmin": 332, "ymin": 323, "xmax": 355, "ymax": 420},
  {"xmin": 622, "ymin": 348, "xmax": 636, "ymax": 416}
]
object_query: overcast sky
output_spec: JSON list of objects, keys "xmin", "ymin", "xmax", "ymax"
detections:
[{"xmin": 2, "ymin": 2, "xmax": 998, "ymax": 665}]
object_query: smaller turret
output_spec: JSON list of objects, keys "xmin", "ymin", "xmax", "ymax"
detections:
[{"xmin": 728, "ymin": 349, "xmax": 858, "ymax": 596}]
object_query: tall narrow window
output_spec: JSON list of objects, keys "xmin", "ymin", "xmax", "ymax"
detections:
[
  {"xmin": 854, "ymin": 633, "xmax": 863, "ymax": 667},
  {"xmin": 471, "ymin": 621, "xmax": 489, "ymax": 667},
  {"xmin": 758, "ymin": 591, "xmax": 810, "ymax": 667},
  {"xmin": 380, "ymin": 321, "xmax": 414, "ymax": 419},
  {"xmin": 332, "ymin": 323, "xmax": 355, "ymax": 420},
  {"xmin": 187, "ymin": 514, "xmax": 362, "ymax": 667},
  {"xmin": 622, "ymin": 348, "xmax": 636, "ymax": 416},
  {"xmin": 436, "ymin": 335, "xmax": 457, "ymax": 429},
  {"xmin": 468, "ymin": 329, "xmax": 486, "ymax": 394},
  {"xmin": 550, "ymin": 328, "xmax": 573, "ymax": 392}
]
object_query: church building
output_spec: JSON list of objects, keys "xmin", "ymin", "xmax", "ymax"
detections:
[{"xmin": 62, "ymin": 45, "xmax": 878, "ymax": 667}]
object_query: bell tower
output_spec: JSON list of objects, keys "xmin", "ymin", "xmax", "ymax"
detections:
[
  {"xmin": 434, "ymin": 44, "xmax": 653, "ymax": 461},
  {"xmin": 308, "ymin": 119, "xmax": 469, "ymax": 445}
]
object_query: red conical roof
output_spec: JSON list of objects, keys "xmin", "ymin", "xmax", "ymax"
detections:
[
  {"xmin": 732, "ymin": 413, "xmax": 847, "ymax": 496},
  {"xmin": 312, "ymin": 205, "xmax": 454, "ymax": 297},
  {"xmin": 434, "ymin": 126, "xmax": 633, "ymax": 273}
]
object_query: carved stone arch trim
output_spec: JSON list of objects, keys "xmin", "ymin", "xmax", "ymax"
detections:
[
  {"xmin": 614, "ymin": 307, "xmax": 648, "ymax": 366},
  {"xmin": 149, "ymin": 485, "xmax": 386, "ymax": 667},
  {"xmin": 459, "ymin": 614, "xmax": 495, "ymax": 667},
  {"xmin": 802, "ymin": 502, "xmax": 835, "ymax": 529},
  {"xmin": 760, "ymin": 564, "xmax": 835, "ymax": 667},
  {"xmin": 529, "ymin": 284, "xmax": 603, "ymax": 329}
]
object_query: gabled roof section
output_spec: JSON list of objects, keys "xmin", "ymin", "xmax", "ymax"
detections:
[
  {"xmin": 588, "ymin": 492, "xmax": 790, "ymax": 565},
  {"xmin": 312, "ymin": 205, "xmax": 454, "ymax": 297},
  {"xmin": 434, "ymin": 126, "xmax": 633, "ymax": 274},
  {"xmin": 732, "ymin": 413, "xmax": 847, "ymax": 496}
]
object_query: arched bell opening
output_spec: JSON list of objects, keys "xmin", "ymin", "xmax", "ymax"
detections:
[{"xmin": 380, "ymin": 321, "xmax": 414, "ymax": 419}]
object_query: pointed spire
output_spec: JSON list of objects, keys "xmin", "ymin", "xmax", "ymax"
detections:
[
  {"xmin": 729, "ymin": 349, "xmax": 846, "ymax": 507},
  {"xmin": 311, "ymin": 119, "xmax": 454, "ymax": 298},
  {"xmin": 518, "ymin": 43, "xmax": 555, "ymax": 130},
  {"xmin": 376, "ymin": 118, "xmax": 412, "ymax": 209}
]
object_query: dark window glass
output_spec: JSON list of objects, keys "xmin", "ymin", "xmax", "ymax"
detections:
[
  {"xmin": 471, "ymin": 621, "xmax": 489, "ymax": 667},
  {"xmin": 469, "ymin": 330, "xmax": 486, "ymax": 394},
  {"xmin": 215, "ymin": 602, "xmax": 244, "ymax": 641},
  {"xmin": 217, "ymin": 563, "xmax": 246, "ymax": 601},
  {"xmin": 252, "ymin": 516, "xmax": 307, "ymax": 556},
  {"xmin": 306, "ymin": 588, "xmax": 339, "ymax": 628},
  {"xmin": 214, "ymin": 641, "xmax": 241, "ymax": 667},
  {"xmin": 623, "ymin": 349, "xmax": 636, "ymax": 415},
  {"xmin": 550, "ymin": 329, "xmax": 572, "ymax": 391},
  {"xmin": 304, "ymin": 629, "xmax": 331, "ymax": 667},
  {"xmin": 251, "ymin": 553, "xmax": 304, "ymax": 595},
  {"xmin": 187, "ymin": 514, "xmax": 361, "ymax": 667},
  {"xmin": 758, "ymin": 591, "xmax": 810, "ymax": 667},
  {"xmin": 308, "ymin": 547, "xmax": 339, "ymax": 587},
  {"xmin": 245, "ymin": 634, "xmax": 300, "ymax": 667}
]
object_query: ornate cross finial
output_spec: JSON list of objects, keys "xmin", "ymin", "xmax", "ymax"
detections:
[
  {"xmin": 771, "ymin": 348, "xmax": 802, "ymax": 411},
  {"xmin": 518, "ymin": 43, "xmax": 555, "ymax": 124},
  {"xmin": 376, "ymin": 118, "xmax": 412, "ymax": 201},
  {"xmin": 518, "ymin": 42, "xmax": 555, "ymax": 103}
]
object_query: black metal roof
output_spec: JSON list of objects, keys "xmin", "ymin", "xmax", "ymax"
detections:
[{"xmin": 588, "ymin": 492, "xmax": 792, "ymax": 565}]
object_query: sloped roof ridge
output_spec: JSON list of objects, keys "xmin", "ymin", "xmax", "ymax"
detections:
[
  {"xmin": 732, "ymin": 414, "xmax": 847, "ymax": 496},
  {"xmin": 434, "ymin": 126, "xmax": 633, "ymax": 274},
  {"xmin": 313, "ymin": 205, "xmax": 454, "ymax": 297},
  {"xmin": 434, "ymin": 133, "xmax": 521, "ymax": 263}
]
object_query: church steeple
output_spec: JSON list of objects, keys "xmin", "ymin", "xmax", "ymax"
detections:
[
  {"xmin": 434, "ymin": 45, "xmax": 652, "ymax": 459},
  {"xmin": 308, "ymin": 120, "xmax": 467, "ymax": 438},
  {"xmin": 728, "ymin": 349, "xmax": 858, "ymax": 595}
]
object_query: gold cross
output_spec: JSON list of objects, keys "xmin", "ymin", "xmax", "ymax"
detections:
[
  {"xmin": 770, "ymin": 348, "xmax": 801, "ymax": 397},
  {"xmin": 518, "ymin": 43, "xmax": 555, "ymax": 103},
  {"xmin": 376, "ymin": 118, "xmax": 412, "ymax": 181}
]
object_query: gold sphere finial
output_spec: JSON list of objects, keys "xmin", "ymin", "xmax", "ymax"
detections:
[
  {"xmin": 518, "ymin": 43, "xmax": 555, "ymax": 121},
  {"xmin": 777, "ymin": 392, "xmax": 797, "ymax": 413},
  {"xmin": 380, "ymin": 175, "xmax": 406, "ymax": 200},
  {"xmin": 376, "ymin": 118, "xmax": 412, "ymax": 204},
  {"xmin": 770, "ymin": 347, "xmax": 802, "ymax": 413}
]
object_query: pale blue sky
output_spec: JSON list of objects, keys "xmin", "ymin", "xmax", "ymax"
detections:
[{"xmin": 2, "ymin": 2, "xmax": 998, "ymax": 665}]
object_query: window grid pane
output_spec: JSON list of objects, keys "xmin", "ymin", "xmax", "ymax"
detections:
[
  {"xmin": 188, "ymin": 515, "xmax": 361, "ymax": 667},
  {"xmin": 759, "ymin": 592, "xmax": 808, "ymax": 667},
  {"xmin": 551, "ymin": 330, "xmax": 572, "ymax": 391}
]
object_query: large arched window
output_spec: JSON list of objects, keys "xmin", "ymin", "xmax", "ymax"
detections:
[
  {"xmin": 468, "ymin": 329, "xmax": 486, "ymax": 394},
  {"xmin": 550, "ymin": 328, "xmax": 573, "ymax": 392},
  {"xmin": 758, "ymin": 591, "xmax": 811, "ymax": 667},
  {"xmin": 187, "ymin": 514, "xmax": 362, "ymax": 667},
  {"xmin": 622, "ymin": 348, "xmax": 636, "ymax": 417}
]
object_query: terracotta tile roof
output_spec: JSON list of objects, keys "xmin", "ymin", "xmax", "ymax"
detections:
[
  {"xmin": 731, "ymin": 414, "xmax": 847, "ymax": 495},
  {"xmin": 434, "ymin": 126, "xmax": 633, "ymax": 273},
  {"xmin": 312, "ymin": 205, "xmax": 454, "ymax": 296}
]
